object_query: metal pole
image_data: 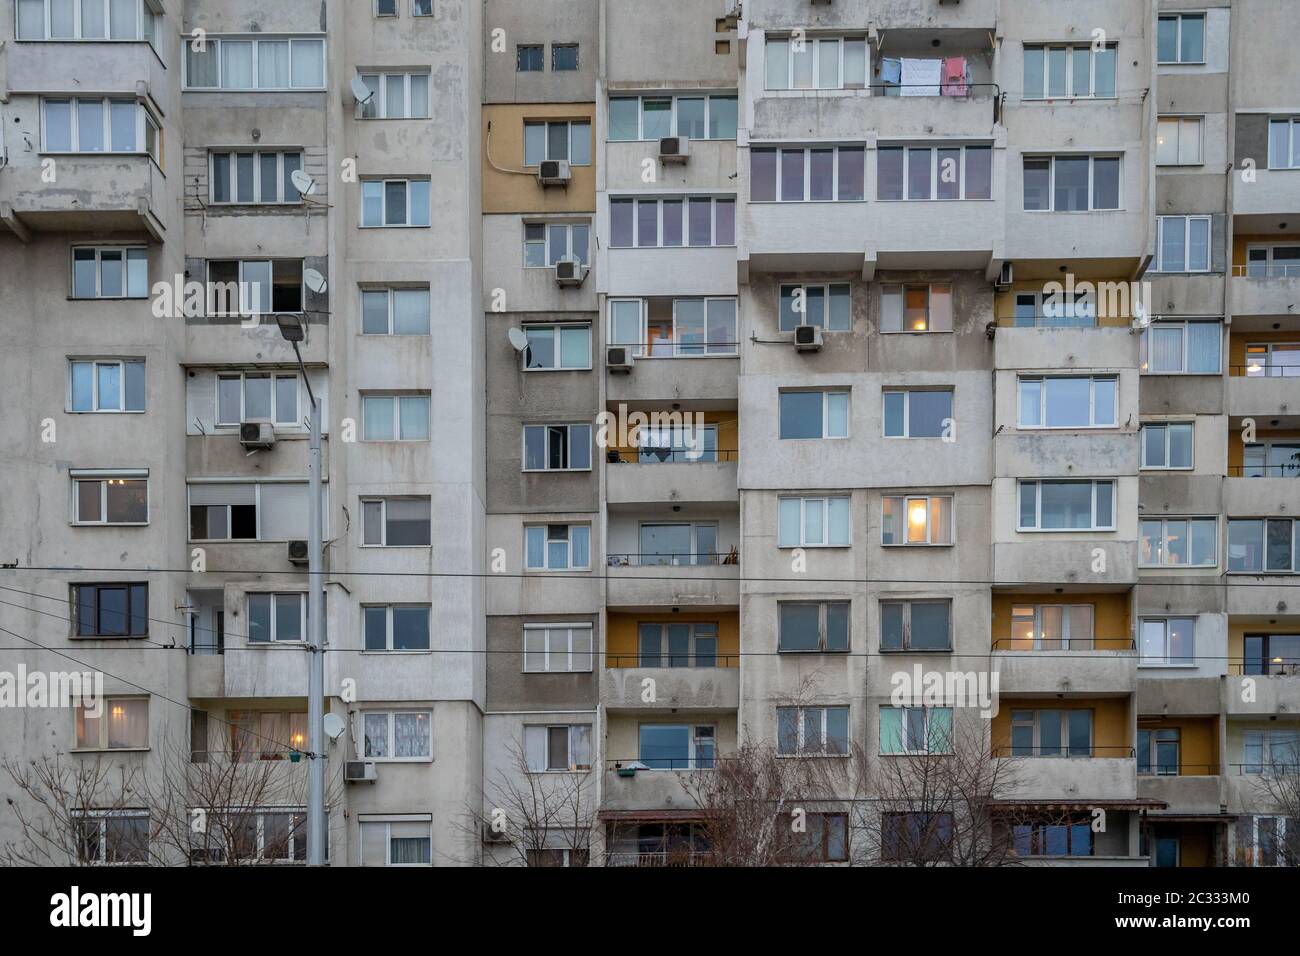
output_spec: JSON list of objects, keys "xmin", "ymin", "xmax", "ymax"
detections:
[{"xmin": 304, "ymin": 359, "xmax": 326, "ymax": 866}]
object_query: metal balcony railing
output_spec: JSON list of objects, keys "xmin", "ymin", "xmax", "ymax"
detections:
[
  {"xmin": 1229, "ymin": 363, "xmax": 1300, "ymax": 377},
  {"xmin": 991, "ymin": 638, "xmax": 1136, "ymax": 652},
  {"xmin": 1229, "ymin": 762, "xmax": 1300, "ymax": 776},
  {"xmin": 607, "ymin": 551, "xmax": 739, "ymax": 567},
  {"xmin": 606, "ymin": 448, "xmax": 738, "ymax": 464},
  {"xmin": 993, "ymin": 746, "xmax": 1136, "ymax": 759},
  {"xmin": 1005, "ymin": 313, "xmax": 1100, "ymax": 329},
  {"xmin": 1228, "ymin": 464, "xmax": 1300, "ymax": 478},
  {"xmin": 605, "ymin": 850, "xmax": 713, "ymax": 867},
  {"xmin": 604, "ymin": 652, "xmax": 739, "ymax": 668},
  {"xmin": 1232, "ymin": 263, "xmax": 1300, "ymax": 278},
  {"xmin": 1137, "ymin": 763, "xmax": 1220, "ymax": 776},
  {"xmin": 1227, "ymin": 658, "xmax": 1300, "ymax": 676}
]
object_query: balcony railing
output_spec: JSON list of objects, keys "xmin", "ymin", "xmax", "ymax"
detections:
[
  {"xmin": 609, "ymin": 757, "xmax": 715, "ymax": 772},
  {"xmin": 1227, "ymin": 658, "xmax": 1300, "ymax": 676},
  {"xmin": 993, "ymin": 746, "xmax": 1135, "ymax": 759},
  {"xmin": 991, "ymin": 638, "xmax": 1135, "ymax": 652},
  {"xmin": 1005, "ymin": 313, "xmax": 1100, "ymax": 329},
  {"xmin": 607, "ymin": 551, "xmax": 739, "ymax": 567},
  {"xmin": 605, "ymin": 850, "xmax": 713, "ymax": 867},
  {"xmin": 1232, "ymin": 264, "xmax": 1300, "ymax": 278},
  {"xmin": 606, "ymin": 448, "xmax": 738, "ymax": 464},
  {"xmin": 1228, "ymin": 762, "xmax": 1300, "ymax": 776},
  {"xmin": 866, "ymin": 81, "xmax": 1001, "ymax": 101},
  {"xmin": 1228, "ymin": 465, "xmax": 1300, "ymax": 478},
  {"xmin": 1229, "ymin": 364, "xmax": 1300, "ymax": 377},
  {"xmin": 605, "ymin": 653, "xmax": 739, "ymax": 668},
  {"xmin": 610, "ymin": 341, "xmax": 739, "ymax": 358},
  {"xmin": 1137, "ymin": 763, "xmax": 1220, "ymax": 776}
]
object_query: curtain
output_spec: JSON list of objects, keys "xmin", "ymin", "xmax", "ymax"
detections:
[
  {"xmin": 394, "ymin": 713, "xmax": 428, "ymax": 758},
  {"xmin": 107, "ymin": 698, "xmax": 148, "ymax": 748},
  {"xmin": 220, "ymin": 41, "xmax": 254, "ymax": 89},
  {"xmin": 108, "ymin": 0, "xmax": 136, "ymax": 38},
  {"xmin": 1186, "ymin": 322, "xmax": 1221, "ymax": 373},
  {"xmin": 364, "ymin": 713, "xmax": 389, "ymax": 758},
  {"xmin": 290, "ymin": 39, "xmax": 324, "ymax": 88}
]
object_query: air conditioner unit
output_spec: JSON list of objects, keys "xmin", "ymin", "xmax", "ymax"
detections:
[
  {"xmin": 482, "ymin": 824, "xmax": 511, "ymax": 844},
  {"xmin": 607, "ymin": 346, "xmax": 635, "ymax": 372},
  {"xmin": 536, "ymin": 159, "xmax": 571, "ymax": 185},
  {"xmin": 344, "ymin": 761, "xmax": 378, "ymax": 783},
  {"xmin": 555, "ymin": 256, "xmax": 587, "ymax": 286},
  {"xmin": 239, "ymin": 422, "xmax": 275, "ymax": 449},
  {"xmin": 659, "ymin": 136, "xmax": 690, "ymax": 163},
  {"xmin": 794, "ymin": 324, "xmax": 823, "ymax": 351},
  {"xmin": 287, "ymin": 540, "xmax": 310, "ymax": 566},
  {"xmin": 994, "ymin": 261, "xmax": 1014, "ymax": 291}
]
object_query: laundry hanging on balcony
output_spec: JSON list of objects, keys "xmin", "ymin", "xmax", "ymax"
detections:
[
  {"xmin": 941, "ymin": 56, "xmax": 969, "ymax": 97},
  {"xmin": 900, "ymin": 58, "xmax": 942, "ymax": 96},
  {"xmin": 878, "ymin": 57, "xmax": 902, "ymax": 95}
]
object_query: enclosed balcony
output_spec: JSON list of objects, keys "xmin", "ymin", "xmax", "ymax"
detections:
[{"xmin": 1, "ymin": 152, "xmax": 165, "ymax": 239}]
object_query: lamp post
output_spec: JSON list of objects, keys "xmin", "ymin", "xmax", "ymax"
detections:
[{"xmin": 277, "ymin": 314, "xmax": 326, "ymax": 866}]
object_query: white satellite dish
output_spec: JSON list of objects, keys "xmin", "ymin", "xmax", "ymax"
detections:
[
  {"xmin": 303, "ymin": 267, "xmax": 328, "ymax": 295},
  {"xmin": 291, "ymin": 169, "xmax": 317, "ymax": 196},
  {"xmin": 322, "ymin": 713, "xmax": 346, "ymax": 741},
  {"xmin": 507, "ymin": 327, "xmax": 529, "ymax": 352},
  {"xmin": 350, "ymin": 75, "xmax": 375, "ymax": 106}
]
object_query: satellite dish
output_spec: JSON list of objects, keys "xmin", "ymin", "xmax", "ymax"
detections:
[
  {"xmin": 291, "ymin": 169, "xmax": 317, "ymax": 196},
  {"xmin": 350, "ymin": 75, "xmax": 375, "ymax": 105},
  {"xmin": 507, "ymin": 327, "xmax": 529, "ymax": 352},
  {"xmin": 303, "ymin": 267, "xmax": 328, "ymax": 295},
  {"xmin": 322, "ymin": 713, "xmax": 346, "ymax": 741}
]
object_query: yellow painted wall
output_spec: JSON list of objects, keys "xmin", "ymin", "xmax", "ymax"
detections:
[
  {"xmin": 1226, "ymin": 621, "xmax": 1300, "ymax": 671},
  {"xmin": 606, "ymin": 611, "xmax": 740, "ymax": 667},
  {"xmin": 1227, "ymin": 427, "xmax": 1300, "ymax": 471},
  {"xmin": 994, "ymin": 280, "xmax": 1131, "ymax": 328},
  {"xmin": 1136, "ymin": 717, "xmax": 1218, "ymax": 774},
  {"xmin": 1231, "ymin": 233, "xmax": 1300, "ymax": 270},
  {"xmin": 991, "ymin": 697, "xmax": 1129, "ymax": 755},
  {"xmin": 612, "ymin": 410, "xmax": 738, "ymax": 460},
  {"xmin": 990, "ymin": 593, "xmax": 1130, "ymax": 650},
  {"xmin": 482, "ymin": 103, "xmax": 596, "ymax": 214},
  {"xmin": 1228, "ymin": 329, "xmax": 1300, "ymax": 376}
]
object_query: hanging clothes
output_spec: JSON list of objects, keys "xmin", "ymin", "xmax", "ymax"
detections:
[
  {"xmin": 900, "ymin": 58, "xmax": 942, "ymax": 96},
  {"xmin": 878, "ymin": 57, "xmax": 902, "ymax": 95},
  {"xmin": 941, "ymin": 56, "xmax": 969, "ymax": 97}
]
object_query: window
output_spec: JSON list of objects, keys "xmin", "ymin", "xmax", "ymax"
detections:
[
  {"xmin": 375, "ymin": 0, "xmax": 396, "ymax": 14},
  {"xmin": 70, "ymin": 246, "xmax": 147, "ymax": 299},
  {"xmin": 229, "ymin": 710, "xmax": 308, "ymax": 759},
  {"xmin": 1023, "ymin": 155, "xmax": 1120, "ymax": 211},
  {"xmin": 1243, "ymin": 634, "xmax": 1300, "ymax": 676},
  {"xmin": 360, "ymin": 820, "xmax": 432, "ymax": 867},
  {"xmin": 1139, "ymin": 617, "xmax": 1196, "ymax": 666},
  {"xmin": 1012, "ymin": 290, "xmax": 1096, "ymax": 328},
  {"xmin": 363, "ymin": 605, "xmax": 431, "ymax": 651},
  {"xmin": 639, "ymin": 724, "xmax": 716, "ymax": 770},
  {"xmin": 1244, "ymin": 441, "xmax": 1300, "ymax": 478},
  {"xmin": 778, "ymin": 496, "xmax": 851, "ymax": 548},
  {"xmin": 551, "ymin": 44, "xmax": 578, "ymax": 71},
  {"xmin": 362, "ymin": 498, "xmax": 432, "ymax": 546},
  {"xmin": 1244, "ymin": 243, "xmax": 1300, "ymax": 278},
  {"xmin": 184, "ymin": 36, "xmax": 325, "ymax": 90},
  {"xmin": 523, "ymin": 624, "xmax": 593, "ymax": 673},
  {"xmin": 247, "ymin": 593, "xmax": 305, "ymax": 643},
  {"xmin": 69, "ymin": 359, "xmax": 144, "ymax": 412},
  {"xmin": 76, "ymin": 696, "xmax": 148, "ymax": 749},
  {"xmin": 879, "ymin": 706, "xmax": 952, "ymax": 755},
  {"xmin": 881, "ymin": 495, "xmax": 953, "ymax": 546},
  {"xmin": 1154, "ymin": 216, "xmax": 1211, "ymax": 272},
  {"xmin": 1156, "ymin": 117, "xmax": 1203, "ymax": 165},
  {"xmin": 608, "ymin": 298, "xmax": 738, "ymax": 357},
  {"xmin": 522, "ymin": 424, "xmax": 592, "ymax": 471},
  {"xmin": 1017, "ymin": 376, "xmax": 1117, "ymax": 428},
  {"xmin": 1268, "ymin": 118, "xmax": 1300, "ymax": 170},
  {"xmin": 778, "ymin": 602, "xmax": 849, "ymax": 653},
  {"xmin": 1140, "ymin": 518, "xmax": 1217, "ymax": 568},
  {"xmin": 522, "ymin": 324, "xmax": 591, "ymax": 371},
  {"xmin": 41, "ymin": 97, "xmax": 159, "ymax": 160},
  {"xmin": 75, "ymin": 811, "xmax": 150, "ymax": 864},
  {"xmin": 1017, "ymin": 480, "xmax": 1115, "ymax": 531},
  {"xmin": 524, "ymin": 222, "xmax": 590, "ymax": 266},
  {"xmin": 1137, "ymin": 728, "xmax": 1181, "ymax": 775},
  {"xmin": 1009, "ymin": 709, "xmax": 1093, "ymax": 757},
  {"xmin": 355, "ymin": 72, "xmax": 430, "ymax": 119},
  {"xmin": 1141, "ymin": 422, "xmax": 1194, "ymax": 469},
  {"xmin": 1234, "ymin": 816, "xmax": 1299, "ymax": 867},
  {"xmin": 1008, "ymin": 604, "xmax": 1094, "ymax": 651},
  {"xmin": 523, "ymin": 120, "xmax": 591, "ymax": 166},
  {"xmin": 635, "ymin": 522, "xmax": 720, "ymax": 565},
  {"xmin": 1022, "ymin": 43, "xmax": 1117, "ymax": 100},
  {"xmin": 779, "ymin": 390, "xmax": 849, "ymax": 439},
  {"xmin": 524, "ymin": 724, "xmax": 592, "ymax": 772},
  {"xmin": 1157, "ymin": 14, "xmax": 1205, "ymax": 64},
  {"xmin": 360, "ymin": 179, "xmax": 431, "ymax": 227},
  {"xmin": 1012, "ymin": 816, "xmax": 1094, "ymax": 857},
  {"xmin": 778, "ymin": 283, "xmax": 850, "ymax": 332},
  {"xmin": 73, "ymin": 472, "xmax": 148, "ymax": 525},
  {"xmin": 637, "ymin": 623, "xmax": 719, "ymax": 668},
  {"xmin": 883, "ymin": 389, "xmax": 953, "ymax": 438},
  {"xmin": 1140, "ymin": 320, "xmax": 1221, "ymax": 374},
  {"xmin": 188, "ymin": 481, "xmax": 319, "ymax": 541},
  {"xmin": 877, "ymin": 146, "xmax": 992, "ymax": 201},
  {"xmin": 879, "ymin": 284, "xmax": 952, "ymax": 332},
  {"xmin": 608, "ymin": 196, "xmax": 735, "ymax": 248},
  {"xmin": 526, "ymin": 848, "xmax": 590, "ymax": 867},
  {"xmin": 764, "ymin": 35, "xmax": 868, "ymax": 90},
  {"xmin": 206, "ymin": 259, "xmax": 304, "ymax": 314},
  {"xmin": 788, "ymin": 813, "xmax": 849, "ymax": 863},
  {"xmin": 1228, "ymin": 518, "xmax": 1300, "ymax": 573},
  {"xmin": 750, "ymin": 145, "xmax": 865, "ymax": 202},
  {"xmin": 361, "ymin": 393, "xmax": 430, "ymax": 441},
  {"xmin": 209, "ymin": 150, "xmax": 303, "ymax": 204},
  {"xmin": 777, "ymin": 706, "xmax": 849, "ymax": 756},
  {"xmin": 73, "ymin": 583, "xmax": 147, "ymax": 637},
  {"xmin": 880, "ymin": 601, "xmax": 951, "ymax": 651},
  {"xmin": 216, "ymin": 372, "xmax": 300, "ymax": 426},
  {"xmin": 361, "ymin": 287, "xmax": 430, "ymax": 335},
  {"xmin": 1242, "ymin": 732, "xmax": 1300, "ymax": 775},
  {"xmin": 882, "ymin": 812, "xmax": 952, "ymax": 863},
  {"xmin": 17, "ymin": 0, "xmax": 159, "ymax": 42},
  {"xmin": 608, "ymin": 94, "xmax": 738, "ymax": 141},
  {"xmin": 525, "ymin": 524, "xmax": 591, "ymax": 571},
  {"xmin": 1244, "ymin": 343, "xmax": 1300, "ymax": 378},
  {"xmin": 363, "ymin": 712, "xmax": 432, "ymax": 761},
  {"xmin": 516, "ymin": 44, "xmax": 543, "ymax": 72}
]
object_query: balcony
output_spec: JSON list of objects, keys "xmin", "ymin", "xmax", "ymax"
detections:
[
  {"xmin": 606, "ymin": 355, "xmax": 739, "ymax": 404},
  {"xmin": 1226, "ymin": 364, "xmax": 1300, "ymax": 419},
  {"xmin": 1223, "ymin": 674, "xmax": 1300, "ymax": 715},
  {"xmin": 605, "ymin": 454, "xmax": 739, "ymax": 506},
  {"xmin": 184, "ymin": 314, "xmax": 329, "ymax": 368},
  {"xmin": 994, "ymin": 326, "xmax": 1138, "ymax": 370},
  {"xmin": 872, "ymin": 197, "xmax": 1002, "ymax": 271},
  {"xmin": 605, "ymin": 559, "xmax": 740, "ymax": 608},
  {"xmin": 1138, "ymin": 773, "xmax": 1223, "ymax": 815},
  {"xmin": 603, "ymin": 762, "xmax": 700, "ymax": 812},
  {"xmin": 1229, "ymin": 264, "xmax": 1300, "ymax": 319},
  {"xmin": 602, "ymin": 664, "xmax": 740, "ymax": 711},
  {"xmin": 0, "ymin": 154, "xmax": 165, "ymax": 238},
  {"xmin": 1003, "ymin": 209, "xmax": 1148, "ymax": 272},
  {"xmin": 996, "ymin": 753, "xmax": 1137, "ymax": 802},
  {"xmin": 1232, "ymin": 169, "xmax": 1300, "ymax": 224},
  {"xmin": 740, "ymin": 200, "xmax": 868, "ymax": 277},
  {"xmin": 4, "ymin": 40, "xmax": 171, "ymax": 112},
  {"xmin": 1223, "ymin": 475, "xmax": 1300, "ymax": 518},
  {"xmin": 993, "ymin": 541, "xmax": 1137, "ymax": 587},
  {"xmin": 993, "ymin": 644, "xmax": 1137, "ymax": 695}
]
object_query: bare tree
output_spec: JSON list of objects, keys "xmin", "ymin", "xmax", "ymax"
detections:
[{"xmin": 1246, "ymin": 736, "xmax": 1300, "ymax": 867}]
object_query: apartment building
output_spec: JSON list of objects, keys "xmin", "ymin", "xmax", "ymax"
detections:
[{"xmin": 1, "ymin": 0, "xmax": 1297, "ymax": 869}]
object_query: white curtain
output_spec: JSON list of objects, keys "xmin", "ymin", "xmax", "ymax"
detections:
[
  {"xmin": 257, "ymin": 40, "xmax": 290, "ymax": 89},
  {"xmin": 290, "ymin": 39, "xmax": 324, "ymax": 88},
  {"xmin": 106, "ymin": 698, "xmax": 148, "ymax": 748},
  {"xmin": 394, "ymin": 713, "xmax": 429, "ymax": 758}
]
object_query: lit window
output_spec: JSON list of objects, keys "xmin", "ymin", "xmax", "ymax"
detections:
[
  {"xmin": 881, "ymin": 495, "xmax": 952, "ymax": 546},
  {"xmin": 76, "ymin": 696, "xmax": 149, "ymax": 749},
  {"xmin": 1140, "ymin": 518, "xmax": 1217, "ymax": 567}
]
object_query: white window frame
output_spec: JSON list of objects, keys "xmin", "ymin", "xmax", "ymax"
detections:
[
  {"xmin": 1140, "ymin": 319, "xmax": 1222, "ymax": 374},
  {"xmin": 16, "ymin": 0, "xmax": 160, "ymax": 43},
  {"xmin": 1154, "ymin": 216, "xmax": 1212, "ymax": 272},
  {"xmin": 881, "ymin": 495, "xmax": 954, "ymax": 547},
  {"xmin": 72, "ymin": 470, "xmax": 149, "ymax": 526},
  {"xmin": 1140, "ymin": 517, "xmax": 1218, "ymax": 568},
  {"xmin": 777, "ymin": 602, "xmax": 850, "ymax": 653},
  {"xmin": 879, "ymin": 283, "xmax": 954, "ymax": 333},
  {"xmin": 882, "ymin": 388, "xmax": 954, "ymax": 438},
  {"xmin": 68, "ymin": 358, "xmax": 145, "ymax": 413},
  {"xmin": 521, "ymin": 424, "xmax": 592, "ymax": 472},
  {"xmin": 876, "ymin": 145, "xmax": 994, "ymax": 201},
  {"xmin": 1268, "ymin": 118, "xmax": 1300, "ymax": 170},
  {"xmin": 1008, "ymin": 604, "xmax": 1095, "ymax": 651},
  {"xmin": 1016, "ymin": 479, "xmax": 1116, "ymax": 532},
  {"xmin": 1227, "ymin": 518, "xmax": 1299, "ymax": 574},
  {"xmin": 70, "ymin": 245, "xmax": 148, "ymax": 299},
  {"xmin": 608, "ymin": 196, "xmax": 736, "ymax": 249},
  {"xmin": 606, "ymin": 297, "xmax": 739, "ymax": 358},
  {"xmin": 73, "ymin": 810, "xmax": 151, "ymax": 865},
  {"xmin": 1140, "ymin": 422, "xmax": 1195, "ymax": 470},
  {"xmin": 215, "ymin": 371, "xmax": 301, "ymax": 427},
  {"xmin": 1022, "ymin": 43, "xmax": 1118, "ymax": 100},
  {"xmin": 360, "ymin": 392, "xmax": 431, "ymax": 441},
  {"xmin": 1243, "ymin": 440, "xmax": 1300, "ymax": 477},
  {"xmin": 880, "ymin": 705, "xmax": 953, "ymax": 755},
  {"xmin": 523, "ymin": 221, "xmax": 591, "ymax": 266},
  {"xmin": 1244, "ymin": 242, "xmax": 1300, "ymax": 278},
  {"xmin": 751, "ymin": 145, "xmax": 866, "ymax": 203},
  {"xmin": 777, "ymin": 706, "xmax": 850, "ymax": 756},
  {"xmin": 75, "ymin": 695, "xmax": 149, "ymax": 750},
  {"xmin": 374, "ymin": 0, "xmax": 397, "ymax": 16},
  {"xmin": 778, "ymin": 282, "xmax": 852, "ymax": 332},
  {"xmin": 1016, "ymin": 375, "xmax": 1118, "ymax": 429},
  {"xmin": 360, "ymin": 497, "xmax": 432, "ymax": 547},
  {"xmin": 1009, "ymin": 709, "xmax": 1094, "ymax": 756},
  {"xmin": 779, "ymin": 389, "xmax": 849, "ymax": 440},
  {"xmin": 182, "ymin": 36, "xmax": 327, "ymax": 91},
  {"xmin": 524, "ymin": 524, "xmax": 591, "ymax": 571},
  {"xmin": 355, "ymin": 71, "xmax": 431, "ymax": 119},
  {"xmin": 359, "ymin": 817, "xmax": 433, "ymax": 867},
  {"xmin": 521, "ymin": 323, "xmax": 593, "ymax": 371},
  {"xmin": 411, "ymin": 0, "xmax": 433, "ymax": 16},
  {"xmin": 208, "ymin": 149, "xmax": 304, "ymax": 204},
  {"xmin": 361, "ymin": 604, "xmax": 431, "ymax": 652},
  {"xmin": 763, "ymin": 35, "xmax": 868, "ymax": 91},
  {"xmin": 205, "ymin": 259, "xmax": 305, "ymax": 315},
  {"xmin": 1022, "ymin": 154, "xmax": 1122, "ymax": 211},
  {"xmin": 524, "ymin": 724, "xmax": 594, "ymax": 772},
  {"xmin": 551, "ymin": 43, "xmax": 579, "ymax": 71},
  {"xmin": 247, "ymin": 592, "xmax": 306, "ymax": 643},
  {"xmin": 1157, "ymin": 14, "xmax": 1206, "ymax": 65},
  {"xmin": 607, "ymin": 93, "xmax": 740, "ymax": 141},
  {"xmin": 880, "ymin": 600, "xmax": 952, "ymax": 652},
  {"xmin": 638, "ymin": 723, "xmax": 717, "ymax": 770},
  {"xmin": 360, "ymin": 178, "xmax": 431, "ymax": 228},
  {"xmin": 777, "ymin": 495, "xmax": 851, "ymax": 548},
  {"xmin": 1139, "ymin": 616, "xmax": 1197, "ymax": 666},
  {"xmin": 1156, "ymin": 116, "xmax": 1204, "ymax": 166},
  {"xmin": 523, "ymin": 119, "xmax": 592, "ymax": 166},
  {"xmin": 362, "ymin": 711, "xmax": 432, "ymax": 762},
  {"xmin": 40, "ymin": 96, "xmax": 158, "ymax": 158},
  {"xmin": 523, "ymin": 623, "xmax": 594, "ymax": 673},
  {"xmin": 1011, "ymin": 290, "xmax": 1097, "ymax": 328},
  {"xmin": 360, "ymin": 286, "xmax": 431, "ymax": 335}
]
